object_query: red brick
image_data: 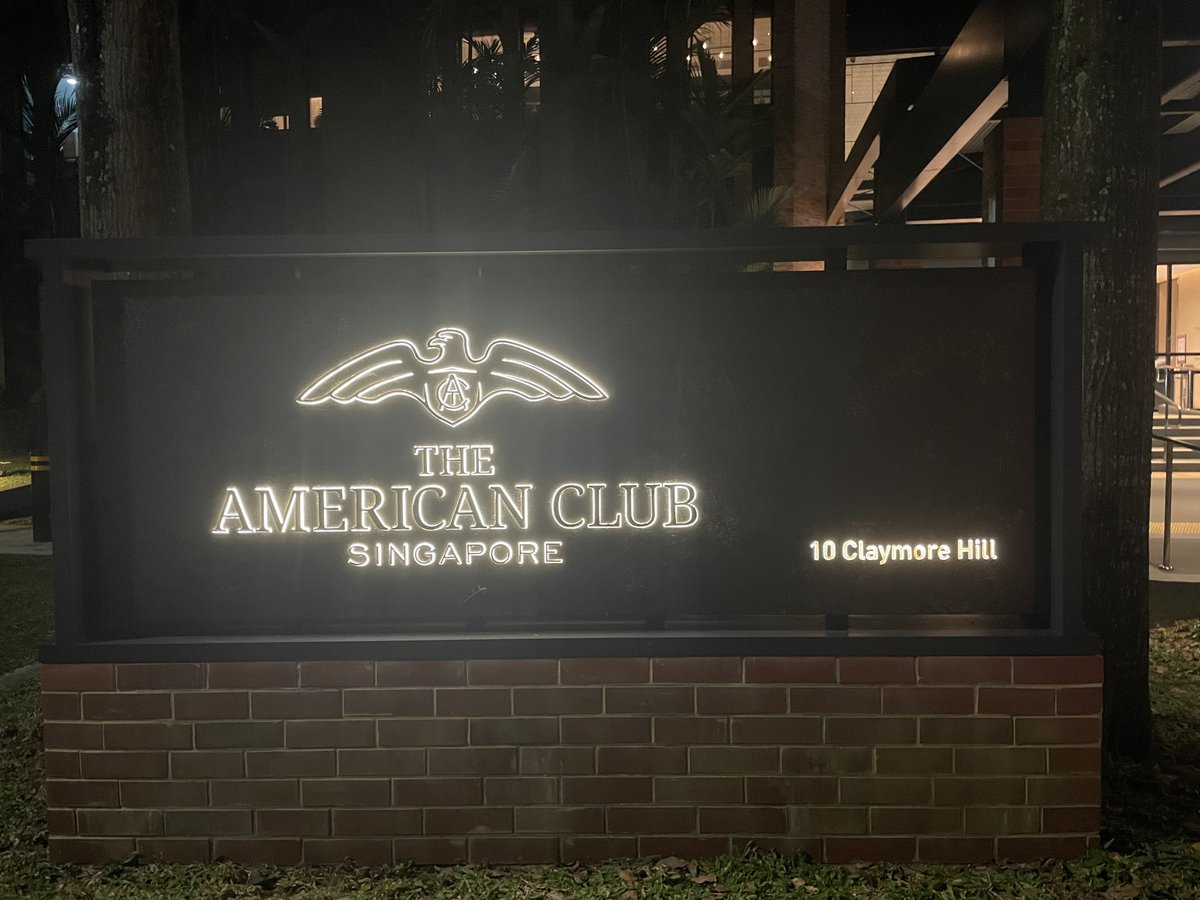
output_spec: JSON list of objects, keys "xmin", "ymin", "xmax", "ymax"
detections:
[
  {"xmin": 102, "ymin": 723, "xmax": 192, "ymax": 750},
  {"xmin": 426, "ymin": 806, "xmax": 512, "ymax": 834},
  {"xmin": 136, "ymin": 838, "xmax": 210, "ymax": 863},
  {"xmin": 560, "ymin": 658, "xmax": 649, "ymax": 685},
  {"xmin": 343, "ymin": 689, "xmax": 433, "ymax": 717},
  {"xmin": 652, "ymin": 658, "xmax": 742, "ymax": 683},
  {"xmin": 1043, "ymin": 806, "xmax": 1101, "ymax": 833},
  {"xmin": 955, "ymin": 747, "xmax": 1046, "ymax": 775},
  {"xmin": 781, "ymin": 746, "xmax": 872, "ymax": 774},
  {"xmin": 121, "ymin": 781, "xmax": 208, "ymax": 807},
  {"xmin": 825, "ymin": 836, "xmax": 915, "ymax": 863},
  {"xmin": 562, "ymin": 776, "xmax": 652, "ymax": 803},
  {"xmin": 1027, "ymin": 776, "xmax": 1101, "ymax": 805},
  {"xmin": 42, "ymin": 664, "xmax": 114, "ymax": 692},
  {"xmin": 689, "ymin": 746, "xmax": 778, "ymax": 773},
  {"xmin": 77, "ymin": 809, "xmax": 163, "ymax": 836},
  {"xmin": 44, "ymin": 722, "xmax": 103, "ymax": 749},
  {"xmin": 744, "ymin": 657, "xmax": 836, "ymax": 684},
  {"xmin": 49, "ymin": 837, "xmax": 134, "ymax": 863},
  {"xmin": 697, "ymin": 687, "xmax": 786, "ymax": 715},
  {"xmin": 839, "ymin": 658, "xmax": 915, "ymax": 684},
  {"xmin": 115, "ymin": 663, "xmax": 204, "ymax": 691},
  {"xmin": 965, "ymin": 806, "xmax": 1039, "ymax": 834},
  {"xmin": 251, "ymin": 690, "xmax": 341, "ymax": 719},
  {"xmin": 393, "ymin": 837, "xmax": 467, "ymax": 864},
  {"xmin": 731, "ymin": 716, "xmax": 821, "ymax": 744},
  {"xmin": 435, "ymin": 689, "xmax": 511, "ymax": 717},
  {"xmin": 607, "ymin": 686, "xmax": 695, "ymax": 714},
  {"xmin": 82, "ymin": 693, "xmax": 172, "ymax": 720},
  {"xmin": 561, "ymin": 835, "xmax": 639, "ymax": 862},
  {"xmin": 171, "ymin": 750, "xmax": 244, "ymax": 779},
  {"xmin": 978, "ymin": 687, "xmax": 1056, "ymax": 715},
  {"xmin": 338, "ymin": 748, "xmax": 424, "ymax": 776},
  {"xmin": 215, "ymin": 838, "xmax": 303, "ymax": 865},
  {"xmin": 699, "ymin": 806, "xmax": 786, "ymax": 833},
  {"xmin": 44, "ymin": 751, "xmax": 80, "ymax": 779},
  {"xmin": 997, "ymin": 835, "xmax": 1089, "ymax": 861},
  {"xmin": 376, "ymin": 660, "xmax": 465, "ymax": 686},
  {"xmin": 299, "ymin": 661, "xmax": 375, "ymax": 687},
  {"xmin": 210, "ymin": 779, "xmax": 298, "ymax": 807},
  {"xmin": 301, "ymin": 779, "xmax": 391, "ymax": 807},
  {"xmin": 881, "ymin": 687, "xmax": 973, "ymax": 715},
  {"xmin": 467, "ymin": 659, "xmax": 557, "ymax": 685},
  {"xmin": 916, "ymin": 657, "xmax": 1012, "ymax": 684},
  {"xmin": 1048, "ymin": 747, "xmax": 1101, "ymax": 774},
  {"xmin": 516, "ymin": 806, "xmax": 604, "ymax": 833},
  {"xmin": 917, "ymin": 837, "xmax": 996, "ymax": 864},
  {"xmin": 638, "ymin": 836, "xmax": 729, "ymax": 859},
  {"xmin": 164, "ymin": 809, "xmax": 252, "ymax": 835},
  {"xmin": 392, "ymin": 777, "xmax": 481, "ymax": 806},
  {"xmin": 841, "ymin": 777, "xmax": 931, "ymax": 805},
  {"xmin": 208, "ymin": 662, "xmax": 298, "ymax": 689},
  {"xmin": 42, "ymin": 692, "xmax": 81, "ymax": 720},
  {"xmin": 429, "ymin": 747, "xmax": 518, "ymax": 775},
  {"xmin": 655, "ymin": 776, "xmax": 743, "ymax": 803},
  {"xmin": 174, "ymin": 691, "xmax": 248, "ymax": 720},
  {"xmin": 513, "ymin": 687, "xmax": 602, "ymax": 716},
  {"xmin": 824, "ymin": 716, "xmax": 916, "ymax": 744},
  {"xmin": 519, "ymin": 746, "xmax": 594, "ymax": 775},
  {"xmin": 561, "ymin": 716, "xmax": 650, "ymax": 744},
  {"xmin": 484, "ymin": 777, "xmax": 558, "ymax": 805},
  {"xmin": 870, "ymin": 806, "xmax": 962, "ymax": 834},
  {"xmin": 920, "ymin": 717, "xmax": 1013, "ymax": 745},
  {"xmin": 745, "ymin": 776, "xmax": 836, "ymax": 804},
  {"xmin": 1012, "ymin": 656, "xmax": 1102, "ymax": 685},
  {"xmin": 598, "ymin": 746, "xmax": 687, "ymax": 774},
  {"xmin": 303, "ymin": 838, "xmax": 392, "ymax": 865},
  {"xmin": 1057, "ymin": 687, "xmax": 1102, "ymax": 715},
  {"xmin": 331, "ymin": 809, "xmax": 422, "ymax": 835},
  {"xmin": 654, "ymin": 717, "xmax": 727, "ymax": 745},
  {"xmin": 875, "ymin": 748, "xmax": 954, "ymax": 775},
  {"xmin": 608, "ymin": 805, "xmax": 696, "ymax": 833},
  {"xmin": 195, "ymin": 721, "xmax": 283, "ymax": 749},
  {"xmin": 934, "ymin": 776, "xmax": 1026, "ymax": 806},
  {"xmin": 470, "ymin": 717, "xmax": 558, "ymax": 746},
  {"xmin": 1015, "ymin": 718, "xmax": 1100, "ymax": 745},
  {"xmin": 469, "ymin": 835, "xmax": 559, "ymax": 864},
  {"xmin": 378, "ymin": 718, "xmax": 466, "ymax": 747},
  {"xmin": 286, "ymin": 720, "xmax": 375, "ymax": 749},
  {"xmin": 790, "ymin": 687, "xmax": 880, "ymax": 714}
]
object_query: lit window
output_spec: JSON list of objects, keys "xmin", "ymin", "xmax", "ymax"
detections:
[{"xmin": 309, "ymin": 96, "xmax": 323, "ymax": 128}]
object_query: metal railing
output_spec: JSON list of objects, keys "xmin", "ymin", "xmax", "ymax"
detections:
[{"xmin": 1152, "ymin": 431, "xmax": 1200, "ymax": 571}]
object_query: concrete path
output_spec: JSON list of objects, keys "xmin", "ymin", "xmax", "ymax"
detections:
[{"xmin": 0, "ymin": 525, "xmax": 50, "ymax": 556}]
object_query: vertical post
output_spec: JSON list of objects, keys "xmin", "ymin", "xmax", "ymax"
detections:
[
  {"xmin": 1160, "ymin": 441, "xmax": 1174, "ymax": 571},
  {"xmin": 502, "ymin": 0, "xmax": 524, "ymax": 125},
  {"xmin": 731, "ymin": 0, "xmax": 754, "ymax": 209},
  {"xmin": 30, "ymin": 453, "xmax": 51, "ymax": 543}
]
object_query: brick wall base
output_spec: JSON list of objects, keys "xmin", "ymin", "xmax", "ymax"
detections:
[{"xmin": 41, "ymin": 655, "xmax": 1102, "ymax": 866}]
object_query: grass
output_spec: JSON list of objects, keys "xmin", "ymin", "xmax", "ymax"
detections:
[
  {"xmin": 0, "ymin": 561, "xmax": 1198, "ymax": 897},
  {"xmin": 0, "ymin": 557, "xmax": 52, "ymax": 675}
]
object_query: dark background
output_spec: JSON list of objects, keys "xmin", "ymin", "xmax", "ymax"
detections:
[{"xmin": 83, "ymin": 265, "xmax": 1040, "ymax": 638}]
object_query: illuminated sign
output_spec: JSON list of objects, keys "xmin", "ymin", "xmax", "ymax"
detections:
[
  {"xmin": 297, "ymin": 328, "xmax": 607, "ymax": 426},
  {"xmin": 73, "ymin": 266, "xmax": 1044, "ymax": 636}
]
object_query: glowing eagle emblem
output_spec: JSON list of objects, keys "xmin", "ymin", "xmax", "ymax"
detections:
[{"xmin": 297, "ymin": 327, "xmax": 608, "ymax": 427}]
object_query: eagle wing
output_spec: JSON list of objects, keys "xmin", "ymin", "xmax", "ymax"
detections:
[
  {"xmin": 297, "ymin": 339, "xmax": 430, "ymax": 405},
  {"xmin": 477, "ymin": 338, "xmax": 608, "ymax": 405}
]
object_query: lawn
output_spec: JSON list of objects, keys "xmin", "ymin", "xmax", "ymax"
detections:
[{"xmin": 0, "ymin": 561, "xmax": 1198, "ymax": 898}]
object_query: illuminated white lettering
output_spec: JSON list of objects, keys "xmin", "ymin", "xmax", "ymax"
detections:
[
  {"xmin": 620, "ymin": 482, "xmax": 662, "ymax": 528},
  {"xmin": 465, "ymin": 541, "xmax": 487, "ymax": 564},
  {"xmin": 665, "ymin": 482, "xmax": 700, "ymax": 528},
  {"xmin": 413, "ymin": 542, "xmax": 436, "ymax": 565},
  {"xmin": 544, "ymin": 541, "xmax": 563, "ymax": 564},
  {"xmin": 550, "ymin": 483, "xmax": 587, "ymax": 529},
  {"xmin": 447, "ymin": 485, "xmax": 487, "ymax": 530},
  {"xmin": 390, "ymin": 485, "xmax": 413, "ymax": 530},
  {"xmin": 212, "ymin": 487, "xmax": 256, "ymax": 534},
  {"xmin": 439, "ymin": 542, "xmax": 463, "ymax": 565},
  {"xmin": 312, "ymin": 486, "xmax": 350, "ymax": 532},
  {"xmin": 349, "ymin": 485, "xmax": 390, "ymax": 532},
  {"xmin": 490, "ymin": 483, "xmax": 531, "ymax": 530},
  {"xmin": 255, "ymin": 485, "xmax": 310, "ymax": 533},
  {"xmin": 412, "ymin": 485, "xmax": 448, "ymax": 530},
  {"xmin": 347, "ymin": 542, "xmax": 370, "ymax": 566},
  {"xmin": 490, "ymin": 541, "xmax": 514, "ymax": 564}
]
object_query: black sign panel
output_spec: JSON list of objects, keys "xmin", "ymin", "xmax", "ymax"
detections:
[{"xmin": 84, "ymin": 267, "xmax": 1042, "ymax": 638}]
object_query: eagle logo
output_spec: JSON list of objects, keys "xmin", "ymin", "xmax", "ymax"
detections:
[{"xmin": 297, "ymin": 327, "xmax": 608, "ymax": 427}]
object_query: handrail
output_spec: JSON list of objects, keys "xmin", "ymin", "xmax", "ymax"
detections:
[{"xmin": 1151, "ymin": 431, "xmax": 1192, "ymax": 572}]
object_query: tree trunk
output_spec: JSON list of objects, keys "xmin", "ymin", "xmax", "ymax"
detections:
[
  {"xmin": 1041, "ymin": 0, "xmax": 1160, "ymax": 759},
  {"xmin": 68, "ymin": 0, "xmax": 191, "ymax": 237}
]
